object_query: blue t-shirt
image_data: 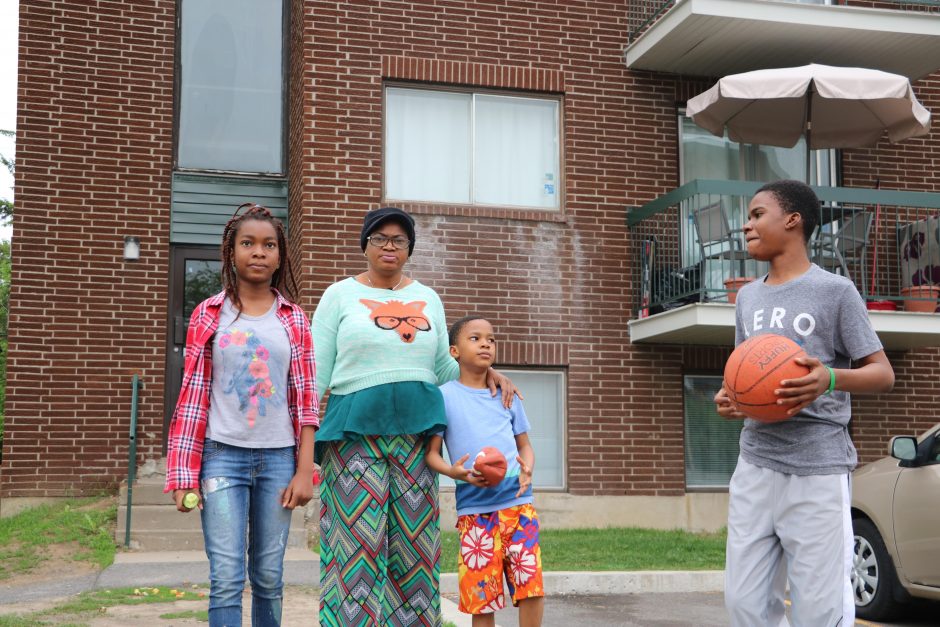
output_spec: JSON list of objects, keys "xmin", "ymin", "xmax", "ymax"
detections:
[{"xmin": 439, "ymin": 380, "xmax": 533, "ymax": 516}]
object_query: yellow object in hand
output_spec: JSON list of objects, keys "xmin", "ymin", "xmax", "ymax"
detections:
[{"xmin": 182, "ymin": 492, "xmax": 199, "ymax": 509}]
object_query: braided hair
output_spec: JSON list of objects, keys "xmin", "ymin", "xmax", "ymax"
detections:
[{"xmin": 220, "ymin": 202, "xmax": 299, "ymax": 311}]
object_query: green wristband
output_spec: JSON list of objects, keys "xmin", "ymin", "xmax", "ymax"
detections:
[{"xmin": 823, "ymin": 366, "xmax": 836, "ymax": 395}]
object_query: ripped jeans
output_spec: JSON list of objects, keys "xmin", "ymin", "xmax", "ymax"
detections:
[{"xmin": 200, "ymin": 438, "xmax": 296, "ymax": 627}]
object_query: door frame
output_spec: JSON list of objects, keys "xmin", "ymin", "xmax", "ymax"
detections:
[{"xmin": 163, "ymin": 245, "xmax": 222, "ymax": 453}]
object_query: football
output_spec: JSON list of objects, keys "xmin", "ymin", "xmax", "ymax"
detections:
[{"xmin": 472, "ymin": 447, "xmax": 508, "ymax": 486}]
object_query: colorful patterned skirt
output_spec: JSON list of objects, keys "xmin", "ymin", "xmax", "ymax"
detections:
[{"xmin": 319, "ymin": 434, "xmax": 442, "ymax": 626}]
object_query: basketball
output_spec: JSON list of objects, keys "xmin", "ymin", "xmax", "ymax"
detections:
[
  {"xmin": 724, "ymin": 333, "xmax": 811, "ymax": 422},
  {"xmin": 473, "ymin": 447, "xmax": 508, "ymax": 486}
]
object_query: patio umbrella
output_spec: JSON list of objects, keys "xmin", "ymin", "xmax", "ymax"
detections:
[{"xmin": 686, "ymin": 63, "xmax": 932, "ymax": 182}]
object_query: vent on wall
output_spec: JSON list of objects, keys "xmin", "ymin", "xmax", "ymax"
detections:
[{"xmin": 171, "ymin": 174, "xmax": 288, "ymax": 245}]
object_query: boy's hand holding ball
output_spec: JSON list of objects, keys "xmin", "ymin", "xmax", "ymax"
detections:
[{"xmin": 449, "ymin": 453, "xmax": 488, "ymax": 487}]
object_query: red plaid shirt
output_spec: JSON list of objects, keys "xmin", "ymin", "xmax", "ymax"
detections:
[{"xmin": 165, "ymin": 290, "xmax": 319, "ymax": 492}]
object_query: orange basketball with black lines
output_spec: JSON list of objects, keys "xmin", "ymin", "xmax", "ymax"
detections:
[{"xmin": 724, "ymin": 333, "xmax": 811, "ymax": 422}]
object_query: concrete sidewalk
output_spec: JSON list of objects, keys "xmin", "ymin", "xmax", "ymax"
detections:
[{"xmin": 0, "ymin": 550, "xmax": 725, "ymax": 625}]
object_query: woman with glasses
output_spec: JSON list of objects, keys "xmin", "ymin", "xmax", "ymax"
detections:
[{"xmin": 313, "ymin": 207, "xmax": 517, "ymax": 626}]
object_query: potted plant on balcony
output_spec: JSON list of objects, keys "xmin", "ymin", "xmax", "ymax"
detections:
[
  {"xmin": 899, "ymin": 225, "xmax": 940, "ymax": 313},
  {"xmin": 900, "ymin": 283, "xmax": 940, "ymax": 313},
  {"xmin": 723, "ymin": 276, "xmax": 755, "ymax": 304}
]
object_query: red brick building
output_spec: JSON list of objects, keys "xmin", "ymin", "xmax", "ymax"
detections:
[{"xmin": 3, "ymin": 0, "xmax": 940, "ymax": 529}]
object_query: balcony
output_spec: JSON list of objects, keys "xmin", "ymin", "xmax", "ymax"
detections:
[
  {"xmin": 625, "ymin": 0, "xmax": 940, "ymax": 80},
  {"xmin": 626, "ymin": 179, "xmax": 940, "ymax": 350}
]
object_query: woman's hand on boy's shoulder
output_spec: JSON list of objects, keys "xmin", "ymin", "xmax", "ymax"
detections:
[{"xmin": 486, "ymin": 368, "xmax": 524, "ymax": 409}]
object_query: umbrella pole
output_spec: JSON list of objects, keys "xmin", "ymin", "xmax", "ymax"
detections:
[{"xmin": 805, "ymin": 90, "xmax": 813, "ymax": 184}]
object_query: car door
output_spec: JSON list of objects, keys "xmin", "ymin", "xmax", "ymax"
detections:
[{"xmin": 891, "ymin": 431, "xmax": 940, "ymax": 587}]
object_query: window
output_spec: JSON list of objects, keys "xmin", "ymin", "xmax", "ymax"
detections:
[
  {"xmin": 385, "ymin": 86, "xmax": 561, "ymax": 210},
  {"xmin": 678, "ymin": 112, "xmax": 837, "ymax": 286},
  {"xmin": 177, "ymin": 0, "xmax": 285, "ymax": 173},
  {"xmin": 679, "ymin": 114, "xmax": 835, "ymax": 188},
  {"xmin": 684, "ymin": 375, "xmax": 743, "ymax": 489},
  {"xmin": 439, "ymin": 369, "xmax": 566, "ymax": 490}
]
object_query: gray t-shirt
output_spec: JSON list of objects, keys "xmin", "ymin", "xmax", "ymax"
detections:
[
  {"xmin": 206, "ymin": 299, "xmax": 294, "ymax": 448},
  {"xmin": 734, "ymin": 265, "xmax": 883, "ymax": 475}
]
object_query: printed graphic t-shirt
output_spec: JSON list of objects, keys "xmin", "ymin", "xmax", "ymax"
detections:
[
  {"xmin": 206, "ymin": 299, "xmax": 294, "ymax": 448},
  {"xmin": 440, "ymin": 380, "xmax": 533, "ymax": 516},
  {"xmin": 734, "ymin": 264, "xmax": 883, "ymax": 475}
]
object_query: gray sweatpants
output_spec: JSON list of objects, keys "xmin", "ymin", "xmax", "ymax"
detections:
[{"xmin": 725, "ymin": 457, "xmax": 854, "ymax": 627}]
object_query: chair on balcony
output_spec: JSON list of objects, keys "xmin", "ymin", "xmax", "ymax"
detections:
[
  {"xmin": 691, "ymin": 203, "xmax": 750, "ymax": 299},
  {"xmin": 812, "ymin": 209, "xmax": 874, "ymax": 298}
]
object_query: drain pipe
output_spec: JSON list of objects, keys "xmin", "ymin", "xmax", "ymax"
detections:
[{"xmin": 124, "ymin": 374, "xmax": 142, "ymax": 548}]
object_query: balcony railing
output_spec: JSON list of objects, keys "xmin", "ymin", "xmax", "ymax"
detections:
[
  {"xmin": 628, "ymin": 0, "xmax": 940, "ymax": 44},
  {"xmin": 627, "ymin": 180, "xmax": 940, "ymax": 319}
]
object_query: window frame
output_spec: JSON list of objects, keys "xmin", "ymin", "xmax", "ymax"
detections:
[
  {"xmin": 382, "ymin": 82, "xmax": 565, "ymax": 214},
  {"xmin": 172, "ymin": 0, "xmax": 289, "ymax": 178}
]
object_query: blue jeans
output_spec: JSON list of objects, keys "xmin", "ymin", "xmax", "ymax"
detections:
[{"xmin": 200, "ymin": 438, "xmax": 296, "ymax": 627}]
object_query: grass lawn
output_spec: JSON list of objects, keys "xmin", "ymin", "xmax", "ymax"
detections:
[
  {"xmin": 440, "ymin": 527, "xmax": 727, "ymax": 573},
  {"xmin": 0, "ymin": 586, "xmax": 209, "ymax": 626},
  {"xmin": 0, "ymin": 498, "xmax": 116, "ymax": 581}
]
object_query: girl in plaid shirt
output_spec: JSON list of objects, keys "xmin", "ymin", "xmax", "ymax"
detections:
[{"xmin": 165, "ymin": 203, "xmax": 319, "ymax": 627}]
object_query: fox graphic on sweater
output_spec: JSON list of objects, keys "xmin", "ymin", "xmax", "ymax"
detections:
[{"xmin": 360, "ymin": 299, "xmax": 431, "ymax": 343}]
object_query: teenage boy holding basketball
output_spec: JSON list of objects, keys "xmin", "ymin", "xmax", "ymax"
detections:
[{"xmin": 714, "ymin": 180, "xmax": 894, "ymax": 626}]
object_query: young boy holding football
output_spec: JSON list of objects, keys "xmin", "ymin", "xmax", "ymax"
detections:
[{"xmin": 425, "ymin": 315, "xmax": 543, "ymax": 627}]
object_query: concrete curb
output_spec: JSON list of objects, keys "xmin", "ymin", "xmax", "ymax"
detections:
[{"xmin": 440, "ymin": 570, "xmax": 725, "ymax": 595}]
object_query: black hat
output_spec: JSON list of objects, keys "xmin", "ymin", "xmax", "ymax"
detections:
[{"xmin": 360, "ymin": 207, "xmax": 416, "ymax": 256}]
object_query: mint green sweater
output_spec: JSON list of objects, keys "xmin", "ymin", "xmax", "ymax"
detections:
[{"xmin": 312, "ymin": 278, "xmax": 460, "ymax": 397}]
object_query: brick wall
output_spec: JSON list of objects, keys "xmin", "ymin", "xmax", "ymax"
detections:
[
  {"xmin": 1, "ymin": 0, "xmax": 175, "ymax": 496},
  {"xmin": 295, "ymin": 1, "xmax": 688, "ymax": 496},
  {"xmin": 4, "ymin": 0, "xmax": 939, "ymax": 498}
]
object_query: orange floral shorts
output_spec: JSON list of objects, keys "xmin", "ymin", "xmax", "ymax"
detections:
[{"xmin": 455, "ymin": 502, "xmax": 544, "ymax": 614}]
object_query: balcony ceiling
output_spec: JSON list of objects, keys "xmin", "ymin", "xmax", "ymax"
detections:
[
  {"xmin": 625, "ymin": 0, "xmax": 940, "ymax": 80},
  {"xmin": 628, "ymin": 303, "xmax": 940, "ymax": 351}
]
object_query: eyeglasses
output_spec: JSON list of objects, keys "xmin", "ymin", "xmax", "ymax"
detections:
[
  {"xmin": 367, "ymin": 234, "xmax": 410, "ymax": 250},
  {"xmin": 373, "ymin": 315, "xmax": 431, "ymax": 331}
]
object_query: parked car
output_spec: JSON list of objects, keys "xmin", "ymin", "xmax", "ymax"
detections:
[{"xmin": 851, "ymin": 422, "xmax": 940, "ymax": 620}]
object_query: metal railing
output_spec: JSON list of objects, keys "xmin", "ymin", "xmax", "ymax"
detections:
[
  {"xmin": 628, "ymin": 0, "xmax": 940, "ymax": 44},
  {"xmin": 627, "ymin": 179, "xmax": 940, "ymax": 318},
  {"xmin": 124, "ymin": 374, "xmax": 142, "ymax": 549}
]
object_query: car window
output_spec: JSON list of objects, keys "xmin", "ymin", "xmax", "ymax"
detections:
[{"xmin": 930, "ymin": 438, "xmax": 940, "ymax": 463}]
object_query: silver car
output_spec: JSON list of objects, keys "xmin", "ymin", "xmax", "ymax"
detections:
[{"xmin": 851, "ymin": 423, "xmax": 940, "ymax": 620}]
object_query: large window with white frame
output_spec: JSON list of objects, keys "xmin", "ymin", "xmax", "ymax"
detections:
[
  {"xmin": 384, "ymin": 86, "xmax": 561, "ymax": 210},
  {"xmin": 684, "ymin": 375, "xmax": 743, "ymax": 489},
  {"xmin": 439, "ymin": 369, "xmax": 566, "ymax": 490},
  {"xmin": 177, "ymin": 0, "xmax": 286, "ymax": 174}
]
